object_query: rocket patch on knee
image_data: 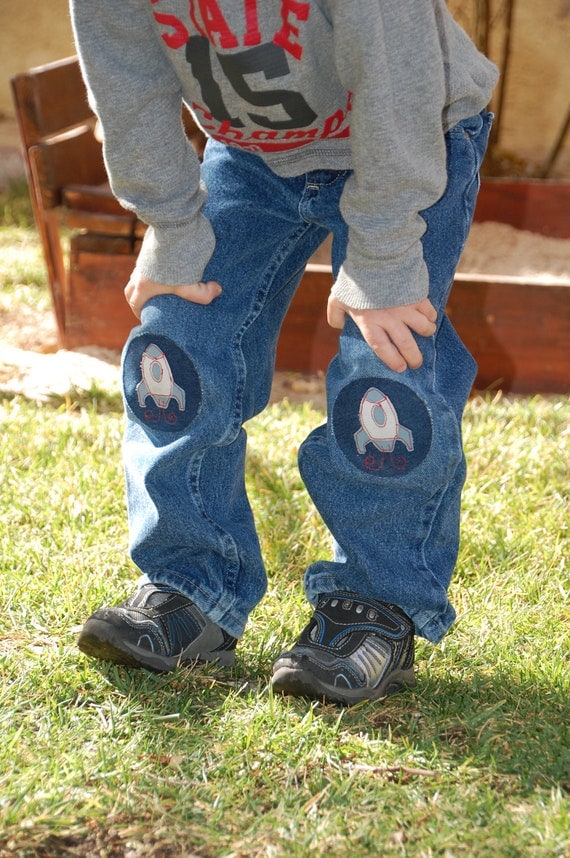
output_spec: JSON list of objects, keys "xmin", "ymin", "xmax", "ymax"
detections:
[
  {"xmin": 332, "ymin": 378, "xmax": 432, "ymax": 477},
  {"xmin": 123, "ymin": 334, "xmax": 201, "ymax": 432}
]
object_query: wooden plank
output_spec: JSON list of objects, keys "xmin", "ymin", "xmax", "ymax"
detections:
[
  {"xmin": 449, "ymin": 274, "xmax": 569, "ymax": 393},
  {"xmin": 63, "ymin": 217, "xmax": 570, "ymax": 393},
  {"xmin": 70, "ymin": 233, "xmax": 134, "ymax": 254},
  {"xmin": 276, "ymin": 266, "xmax": 570, "ymax": 393},
  {"xmin": 63, "ymin": 257, "xmax": 570, "ymax": 393},
  {"xmin": 66, "ymin": 210, "xmax": 136, "ymax": 238},
  {"xmin": 30, "ymin": 127, "xmax": 107, "ymax": 209},
  {"xmin": 62, "ymin": 183, "xmax": 130, "ymax": 216},
  {"xmin": 10, "ymin": 57, "xmax": 93, "ymax": 145},
  {"xmin": 475, "ymin": 179, "xmax": 570, "ymax": 238},
  {"xmin": 276, "ymin": 265, "xmax": 336, "ymax": 373},
  {"xmin": 65, "ymin": 251, "xmax": 136, "ymax": 350}
]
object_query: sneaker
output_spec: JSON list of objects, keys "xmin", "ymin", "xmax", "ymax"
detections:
[
  {"xmin": 77, "ymin": 583, "xmax": 237, "ymax": 672},
  {"xmin": 272, "ymin": 592, "xmax": 415, "ymax": 705}
]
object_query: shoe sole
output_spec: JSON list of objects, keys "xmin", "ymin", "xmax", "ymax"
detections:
[
  {"xmin": 78, "ymin": 619, "xmax": 236, "ymax": 672},
  {"xmin": 271, "ymin": 664, "xmax": 416, "ymax": 706}
]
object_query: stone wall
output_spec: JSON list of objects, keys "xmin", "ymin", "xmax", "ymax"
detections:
[{"xmin": 1, "ymin": 0, "xmax": 568, "ymax": 177}]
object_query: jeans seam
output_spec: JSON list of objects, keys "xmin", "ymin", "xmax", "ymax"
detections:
[
  {"xmin": 225, "ymin": 220, "xmax": 316, "ymax": 442},
  {"xmin": 188, "ymin": 451, "xmax": 242, "ymax": 593}
]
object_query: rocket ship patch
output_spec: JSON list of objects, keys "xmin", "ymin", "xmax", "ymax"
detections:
[
  {"xmin": 332, "ymin": 378, "xmax": 432, "ymax": 477},
  {"xmin": 136, "ymin": 343, "xmax": 186, "ymax": 411},
  {"xmin": 123, "ymin": 334, "xmax": 201, "ymax": 433},
  {"xmin": 354, "ymin": 387, "xmax": 414, "ymax": 455}
]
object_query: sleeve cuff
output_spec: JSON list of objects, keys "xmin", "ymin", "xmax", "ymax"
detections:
[
  {"xmin": 331, "ymin": 254, "xmax": 430, "ymax": 310},
  {"xmin": 134, "ymin": 214, "xmax": 216, "ymax": 286}
]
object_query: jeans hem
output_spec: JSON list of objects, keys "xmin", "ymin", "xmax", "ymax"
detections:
[
  {"xmin": 404, "ymin": 604, "xmax": 456, "ymax": 644},
  {"xmin": 304, "ymin": 572, "xmax": 455, "ymax": 644},
  {"xmin": 141, "ymin": 570, "xmax": 252, "ymax": 639}
]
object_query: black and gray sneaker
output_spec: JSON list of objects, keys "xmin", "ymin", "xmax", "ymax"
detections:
[
  {"xmin": 78, "ymin": 583, "xmax": 237, "ymax": 672},
  {"xmin": 272, "ymin": 592, "xmax": 415, "ymax": 705}
]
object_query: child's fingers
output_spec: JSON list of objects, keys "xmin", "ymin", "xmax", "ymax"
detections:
[
  {"xmin": 327, "ymin": 294, "xmax": 348, "ymax": 329},
  {"xmin": 366, "ymin": 321, "xmax": 421, "ymax": 372},
  {"xmin": 125, "ymin": 278, "xmax": 222, "ymax": 317},
  {"xmin": 177, "ymin": 280, "xmax": 222, "ymax": 305}
]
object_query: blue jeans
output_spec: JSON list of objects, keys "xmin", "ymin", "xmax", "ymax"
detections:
[{"xmin": 121, "ymin": 111, "xmax": 492, "ymax": 643}]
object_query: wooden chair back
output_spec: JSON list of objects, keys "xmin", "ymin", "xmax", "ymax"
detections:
[{"xmin": 10, "ymin": 56, "xmax": 137, "ymax": 341}]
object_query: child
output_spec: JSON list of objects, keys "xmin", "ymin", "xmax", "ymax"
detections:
[{"xmin": 70, "ymin": 0, "xmax": 497, "ymax": 705}]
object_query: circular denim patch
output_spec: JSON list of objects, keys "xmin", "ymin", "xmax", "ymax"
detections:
[
  {"xmin": 123, "ymin": 334, "xmax": 201, "ymax": 433},
  {"xmin": 332, "ymin": 378, "xmax": 432, "ymax": 477}
]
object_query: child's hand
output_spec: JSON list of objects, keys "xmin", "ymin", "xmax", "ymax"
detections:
[
  {"xmin": 125, "ymin": 272, "xmax": 222, "ymax": 319},
  {"xmin": 327, "ymin": 295, "xmax": 437, "ymax": 373}
]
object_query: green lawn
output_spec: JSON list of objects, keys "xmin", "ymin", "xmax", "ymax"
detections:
[{"xmin": 0, "ymin": 192, "xmax": 568, "ymax": 856}]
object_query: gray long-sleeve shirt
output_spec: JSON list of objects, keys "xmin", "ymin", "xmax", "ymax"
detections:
[{"xmin": 69, "ymin": 0, "xmax": 498, "ymax": 309}]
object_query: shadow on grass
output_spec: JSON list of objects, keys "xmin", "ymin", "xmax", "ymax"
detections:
[
  {"xmin": 360, "ymin": 669, "xmax": 570, "ymax": 794},
  {"xmin": 3, "ymin": 650, "xmax": 565, "ymax": 857},
  {"xmin": 94, "ymin": 655, "xmax": 569, "ymax": 796}
]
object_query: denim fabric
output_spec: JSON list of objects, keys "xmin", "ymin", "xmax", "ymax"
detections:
[{"xmin": 121, "ymin": 112, "xmax": 492, "ymax": 641}]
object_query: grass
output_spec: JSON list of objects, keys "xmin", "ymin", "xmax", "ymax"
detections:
[{"xmin": 0, "ymin": 184, "xmax": 569, "ymax": 856}]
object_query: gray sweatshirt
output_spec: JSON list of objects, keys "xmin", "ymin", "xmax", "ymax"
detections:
[{"xmin": 70, "ymin": 0, "xmax": 498, "ymax": 309}]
